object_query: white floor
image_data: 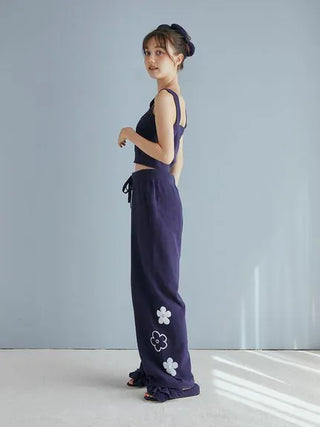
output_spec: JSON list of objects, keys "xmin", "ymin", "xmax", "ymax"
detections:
[{"xmin": 1, "ymin": 349, "xmax": 320, "ymax": 427}]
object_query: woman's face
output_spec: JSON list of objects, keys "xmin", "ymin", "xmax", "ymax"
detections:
[{"xmin": 144, "ymin": 37, "xmax": 180, "ymax": 79}]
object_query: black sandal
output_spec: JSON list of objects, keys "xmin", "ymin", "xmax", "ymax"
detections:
[
  {"xmin": 144, "ymin": 384, "xmax": 200, "ymax": 402},
  {"xmin": 127, "ymin": 365, "xmax": 147, "ymax": 388},
  {"xmin": 126, "ymin": 378, "xmax": 146, "ymax": 388}
]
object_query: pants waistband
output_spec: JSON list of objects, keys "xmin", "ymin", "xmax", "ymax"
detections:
[{"xmin": 122, "ymin": 168, "xmax": 172, "ymax": 206}]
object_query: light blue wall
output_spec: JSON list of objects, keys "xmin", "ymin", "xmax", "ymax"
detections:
[{"xmin": 1, "ymin": 0, "xmax": 319, "ymax": 349}]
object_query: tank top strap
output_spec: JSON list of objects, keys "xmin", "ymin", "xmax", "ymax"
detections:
[{"xmin": 159, "ymin": 88, "xmax": 181, "ymax": 127}]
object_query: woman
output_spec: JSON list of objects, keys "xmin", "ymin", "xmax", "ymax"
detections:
[{"xmin": 118, "ymin": 24, "xmax": 200, "ymax": 403}]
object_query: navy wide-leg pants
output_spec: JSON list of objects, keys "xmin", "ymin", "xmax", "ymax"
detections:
[{"xmin": 122, "ymin": 168, "xmax": 199, "ymax": 401}]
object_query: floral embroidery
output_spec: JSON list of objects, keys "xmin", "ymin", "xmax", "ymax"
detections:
[
  {"xmin": 156, "ymin": 306, "xmax": 172, "ymax": 325},
  {"xmin": 163, "ymin": 357, "xmax": 178, "ymax": 376},
  {"xmin": 150, "ymin": 330, "xmax": 168, "ymax": 352}
]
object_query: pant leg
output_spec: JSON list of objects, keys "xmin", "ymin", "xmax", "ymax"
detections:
[
  {"xmin": 128, "ymin": 361, "xmax": 147, "ymax": 386},
  {"xmin": 129, "ymin": 169, "xmax": 196, "ymax": 392}
]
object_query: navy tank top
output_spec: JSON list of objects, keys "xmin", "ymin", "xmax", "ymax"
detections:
[{"xmin": 134, "ymin": 88, "xmax": 187, "ymax": 170}]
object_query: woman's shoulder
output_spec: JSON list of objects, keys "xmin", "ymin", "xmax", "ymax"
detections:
[
  {"xmin": 154, "ymin": 89, "xmax": 187, "ymax": 126},
  {"xmin": 154, "ymin": 88, "xmax": 185, "ymax": 106}
]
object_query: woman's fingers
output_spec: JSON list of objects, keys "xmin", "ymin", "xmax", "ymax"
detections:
[{"xmin": 118, "ymin": 128, "xmax": 128, "ymax": 147}]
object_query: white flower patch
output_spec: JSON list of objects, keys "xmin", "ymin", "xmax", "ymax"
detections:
[
  {"xmin": 163, "ymin": 357, "xmax": 178, "ymax": 376},
  {"xmin": 156, "ymin": 306, "xmax": 171, "ymax": 325},
  {"xmin": 150, "ymin": 330, "xmax": 168, "ymax": 352}
]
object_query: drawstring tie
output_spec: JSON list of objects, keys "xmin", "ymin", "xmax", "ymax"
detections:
[{"xmin": 122, "ymin": 175, "xmax": 133, "ymax": 206}]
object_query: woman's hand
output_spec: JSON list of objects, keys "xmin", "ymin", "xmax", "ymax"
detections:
[{"xmin": 118, "ymin": 127, "xmax": 134, "ymax": 148}]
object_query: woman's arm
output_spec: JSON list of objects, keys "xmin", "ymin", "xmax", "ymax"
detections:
[
  {"xmin": 127, "ymin": 130, "xmax": 172, "ymax": 164},
  {"xmin": 170, "ymin": 135, "xmax": 184, "ymax": 186}
]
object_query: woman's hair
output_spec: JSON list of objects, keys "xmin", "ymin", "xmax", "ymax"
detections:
[{"xmin": 142, "ymin": 23, "xmax": 195, "ymax": 71}]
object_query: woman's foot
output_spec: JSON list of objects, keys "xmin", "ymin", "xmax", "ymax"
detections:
[
  {"xmin": 144, "ymin": 384, "xmax": 200, "ymax": 402},
  {"xmin": 144, "ymin": 391, "xmax": 156, "ymax": 400},
  {"xmin": 144, "ymin": 386, "xmax": 192, "ymax": 399},
  {"xmin": 127, "ymin": 378, "xmax": 145, "ymax": 388}
]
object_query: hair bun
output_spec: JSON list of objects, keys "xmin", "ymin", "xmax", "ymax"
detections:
[{"xmin": 170, "ymin": 23, "xmax": 195, "ymax": 57}]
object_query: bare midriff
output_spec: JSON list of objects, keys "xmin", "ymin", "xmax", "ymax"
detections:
[{"xmin": 134, "ymin": 163, "xmax": 156, "ymax": 171}]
